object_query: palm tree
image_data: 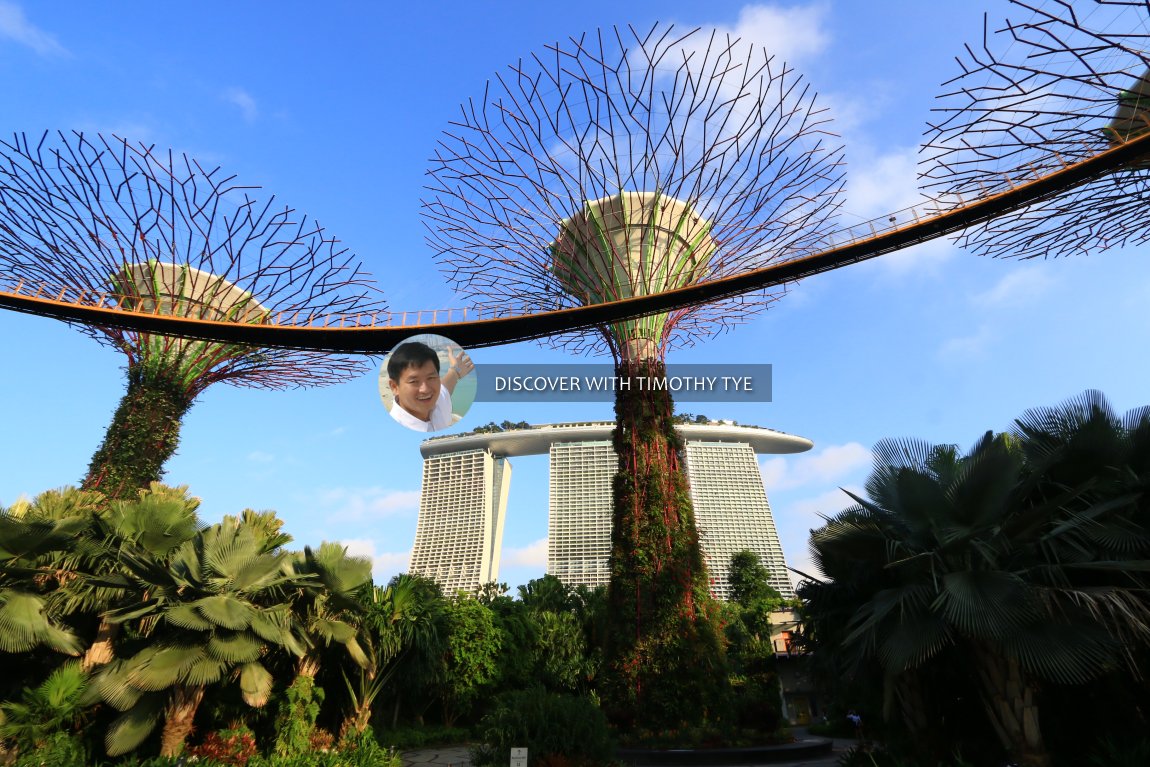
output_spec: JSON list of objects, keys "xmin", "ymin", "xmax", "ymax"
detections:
[
  {"xmin": 802, "ymin": 393, "xmax": 1150, "ymax": 767},
  {"xmin": 0, "ymin": 491, "xmax": 95, "ymax": 657},
  {"xmin": 352, "ymin": 574, "xmax": 447, "ymax": 732},
  {"xmin": 287, "ymin": 542, "xmax": 372, "ymax": 680},
  {"xmin": 0, "ymin": 661, "xmax": 88, "ymax": 764},
  {"xmin": 46, "ymin": 484, "xmax": 202, "ymax": 670},
  {"xmin": 84, "ymin": 513, "xmax": 310, "ymax": 757},
  {"xmin": 270, "ymin": 543, "xmax": 371, "ymax": 755}
]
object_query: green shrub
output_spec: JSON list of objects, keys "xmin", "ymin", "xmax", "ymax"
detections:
[
  {"xmin": 1087, "ymin": 736, "xmax": 1150, "ymax": 767},
  {"xmin": 471, "ymin": 689, "xmax": 613, "ymax": 767},
  {"xmin": 12, "ymin": 731, "xmax": 86, "ymax": 767},
  {"xmin": 836, "ymin": 745, "xmax": 977, "ymax": 767},
  {"xmin": 104, "ymin": 757, "xmax": 185, "ymax": 767},
  {"xmin": 273, "ymin": 677, "xmax": 324, "ymax": 757}
]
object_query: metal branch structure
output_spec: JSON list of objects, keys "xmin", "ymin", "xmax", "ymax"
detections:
[
  {"xmin": 422, "ymin": 24, "xmax": 845, "ymax": 730},
  {"xmin": 424, "ymin": 23, "xmax": 845, "ymax": 358},
  {"xmin": 0, "ymin": 131, "xmax": 386, "ymax": 496},
  {"xmin": 922, "ymin": 0, "xmax": 1150, "ymax": 258}
]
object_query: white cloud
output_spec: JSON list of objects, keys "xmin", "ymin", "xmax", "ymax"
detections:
[
  {"xmin": 338, "ymin": 538, "xmax": 411, "ymax": 583},
  {"xmin": 777, "ymin": 485, "xmax": 863, "ymax": 586},
  {"xmin": 224, "ymin": 87, "xmax": 258, "ymax": 122},
  {"xmin": 246, "ymin": 450, "xmax": 275, "ymax": 464},
  {"xmin": 973, "ymin": 267, "xmax": 1055, "ymax": 307},
  {"xmin": 844, "ymin": 148, "xmax": 920, "ymax": 221},
  {"xmin": 502, "ymin": 537, "xmax": 548, "ymax": 568},
  {"xmin": 760, "ymin": 442, "xmax": 870, "ymax": 491},
  {"xmin": 0, "ymin": 2, "xmax": 67, "ymax": 57},
  {"xmin": 318, "ymin": 486, "xmax": 420, "ymax": 522},
  {"xmin": 875, "ymin": 236, "xmax": 956, "ymax": 275},
  {"xmin": 721, "ymin": 3, "xmax": 830, "ymax": 66},
  {"xmin": 938, "ymin": 323, "xmax": 994, "ymax": 360},
  {"xmin": 788, "ymin": 485, "xmax": 862, "ymax": 522},
  {"xmin": 834, "ymin": 145, "xmax": 959, "ymax": 276}
]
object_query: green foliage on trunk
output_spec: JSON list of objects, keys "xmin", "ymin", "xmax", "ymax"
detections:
[
  {"xmin": 83, "ymin": 368, "xmax": 194, "ymax": 499},
  {"xmin": 601, "ymin": 358, "xmax": 728, "ymax": 731}
]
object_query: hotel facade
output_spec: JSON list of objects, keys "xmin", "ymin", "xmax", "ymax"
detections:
[{"xmin": 409, "ymin": 422, "xmax": 811, "ymax": 598}]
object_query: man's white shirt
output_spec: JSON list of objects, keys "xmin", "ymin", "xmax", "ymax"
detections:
[{"xmin": 389, "ymin": 384, "xmax": 454, "ymax": 432}]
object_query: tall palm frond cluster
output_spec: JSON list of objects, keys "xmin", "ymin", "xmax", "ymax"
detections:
[
  {"xmin": 799, "ymin": 390, "xmax": 1150, "ymax": 767},
  {"xmin": 0, "ymin": 485, "xmax": 379, "ymax": 761},
  {"xmin": 0, "ymin": 487, "xmax": 621, "ymax": 766}
]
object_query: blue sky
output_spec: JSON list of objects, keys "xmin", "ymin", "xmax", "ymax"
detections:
[{"xmin": 1, "ymin": 1, "xmax": 1147, "ymax": 589}]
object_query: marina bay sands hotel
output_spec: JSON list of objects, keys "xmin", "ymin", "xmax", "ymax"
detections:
[{"xmin": 409, "ymin": 421, "xmax": 812, "ymax": 600}]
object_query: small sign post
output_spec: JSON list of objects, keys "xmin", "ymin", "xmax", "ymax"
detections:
[{"xmin": 510, "ymin": 747, "xmax": 528, "ymax": 767}]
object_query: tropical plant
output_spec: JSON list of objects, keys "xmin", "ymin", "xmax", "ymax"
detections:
[
  {"xmin": 0, "ymin": 493, "xmax": 92, "ymax": 657},
  {"xmin": 0, "ymin": 661, "xmax": 88, "ymax": 765},
  {"xmin": 85, "ymin": 513, "xmax": 310, "ymax": 757},
  {"xmin": 471, "ymin": 688, "xmax": 613, "ymax": 767},
  {"xmin": 801, "ymin": 391, "xmax": 1150, "ymax": 767},
  {"xmin": 277, "ymin": 542, "xmax": 371, "ymax": 754},
  {"xmin": 49, "ymin": 484, "xmax": 202, "ymax": 670},
  {"xmin": 357, "ymin": 574, "xmax": 447, "ymax": 730},
  {"xmin": 439, "ymin": 595, "xmax": 503, "ymax": 727},
  {"xmin": 287, "ymin": 542, "xmax": 371, "ymax": 680}
]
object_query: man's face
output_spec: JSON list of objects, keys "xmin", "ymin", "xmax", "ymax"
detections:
[{"xmin": 389, "ymin": 360, "xmax": 440, "ymax": 421}]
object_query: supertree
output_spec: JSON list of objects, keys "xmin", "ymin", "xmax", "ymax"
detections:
[
  {"xmin": 422, "ymin": 24, "xmax": 845, "ymax": 728},
  {"xmin": 921, "ymin": 0, "xmax": 1150, "ymax": 258},
  {"xmin": 0, "ymin": 131, "xmax": 385, "ymax": 498}
]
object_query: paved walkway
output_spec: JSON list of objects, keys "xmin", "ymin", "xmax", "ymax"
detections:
[{"xmin": 401, "ymin": 730, "xmax": 862, "ymax": 767}]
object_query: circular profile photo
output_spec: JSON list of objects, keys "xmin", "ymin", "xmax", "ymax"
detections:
[{"xmin": 379, "ymin": 334, "xmax": 476, "ymax": 433}]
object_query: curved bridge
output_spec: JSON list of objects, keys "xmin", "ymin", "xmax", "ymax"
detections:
[{"xmin": 2, "ymin": 132, "xmax": 1147, "ymax": 354}]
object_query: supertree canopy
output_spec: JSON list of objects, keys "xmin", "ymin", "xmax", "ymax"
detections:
[
  {"xmin": 423, "ymin": 24, "xmax": 845, "ymax": 728},
  {"xmin": 921, "ymin": 0, "xmax": 1150, "ymax": 258},
  {"xmin": 0, "ymin": 131, "xmax": 385, "ymax": 497}
]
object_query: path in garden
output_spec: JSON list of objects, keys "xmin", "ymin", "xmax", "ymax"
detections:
[{"xmin": 400, "ymin": 729, "xmax": 862, "ymax": 767}]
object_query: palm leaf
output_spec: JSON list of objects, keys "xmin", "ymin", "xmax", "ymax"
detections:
[
  {"xmin": 84, "ymin": 659, "xmax": 143, "ymax": 711},
  {"xmin": 104, "ymin": 695, "xmax": 164, "ymax": 757},
  {"xmin": 194, "ymin": 594, "xmax": 255, "ymax": 630},
  {"xmin": 181, "ymin": 655, "xmax": 229, "ymax": 686},
  {"xmin": 207, "ymin": 631, "xmax": 263, "ymax": 664},
  {"xmin": 0, "ymin": 591, "xmax": 82, "ymax": 655},
  {"xmin": 126, "ymin": 644, "xmax": 202, "ymax": 691},
  {"xmin": 315, "ymin": 618, "xmax": 357, "ymax": 644},
  {"xmin": 935, "ymin": 570, "xmax": 1039, "ymax": 639},
  {"xmin": 877, "ymin": 612, "xmax": 953, "ymax": 671},
  {"xmin": 1000, "ymin": 619, "xmax": 1118, "ymax": 685},
  {"xmin": 104, "ymin": 597, "xmax": 161, "ymax": 624},
  {"xmin": 165, "ymin": 603, "xmax": 214, "ymax": 631},
  {"xmin": 238, "ymin": 661, "xmax": 274, "ymax": 706}
]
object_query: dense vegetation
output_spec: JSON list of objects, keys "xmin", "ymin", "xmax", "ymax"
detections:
[
  {"xmin": 5, "ymin": 389, "xmax": 1148, "ymax": 767},
  {"xmin": 0, "ymin": 479, "xmax": 787, "ymax": 766},
  {"xmin": 798, "ymin": 391, "xmax": 1150, "ymax": 767}
]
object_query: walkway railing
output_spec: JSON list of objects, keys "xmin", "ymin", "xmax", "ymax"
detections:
[{"xmin": 1, "ymin": 130, "xmax": 1147, "ymax": 352}]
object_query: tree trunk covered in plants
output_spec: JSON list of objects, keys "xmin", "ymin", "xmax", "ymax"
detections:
[
  {"xmin": 601, "ymin": 357, "xmax": 728, "ymax": 731},
  {"xmin": 82, "ymin": 367, "xmax": 193, "ymax": 499},
  {"xmin": 159, "ymin": 684, "xmax": 205, "ymax": 758},
  {"xmin": 974, "ymin": 645, "xmax": 1051, "ymax": 767}
]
